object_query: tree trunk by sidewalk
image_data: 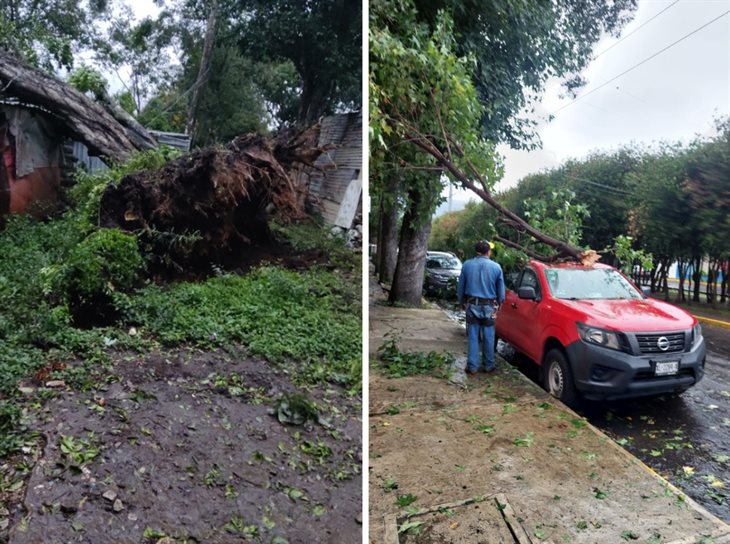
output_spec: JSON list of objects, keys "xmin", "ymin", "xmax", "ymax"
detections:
[
  {"xmin": 376, "ymin": 174, "xmax": 399, "ymax": 284},
  {"xmin": 389, "ymin": 185, "xmax": 431, "ymax": 306}
]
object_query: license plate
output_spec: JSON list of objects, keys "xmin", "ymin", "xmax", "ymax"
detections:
[{"xmin": 654, "ymin": 361, "xmax": 679, "ymax": 376}]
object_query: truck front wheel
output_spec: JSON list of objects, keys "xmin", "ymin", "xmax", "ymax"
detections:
[{"xmin": 543, "ymin": 349, "xmax": 577, "ymax": 406}]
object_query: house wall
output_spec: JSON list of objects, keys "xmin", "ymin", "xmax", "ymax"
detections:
[
  {"xmin": 1, "ymin": 107, "xmax": 61, "ymax": 217},
  {"xmin": 307, "ymin": 112, "xmax": 362, "ymax": 227}
]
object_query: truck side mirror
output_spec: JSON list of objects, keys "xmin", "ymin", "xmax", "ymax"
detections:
[{"xmin": 518, "ymin": 286, "xmax": 537, "ymax": 300}]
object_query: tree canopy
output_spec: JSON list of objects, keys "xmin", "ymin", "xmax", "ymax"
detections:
[{"xmin": 413, "ymin": 0, "xmax": 638, "ymax": 148}]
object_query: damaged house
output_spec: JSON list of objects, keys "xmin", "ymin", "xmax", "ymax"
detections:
[
  {"xmin": 0, "ymin": 53, "xmax": 362, "ymax": 252},
  {"xmin": 0, "ymin": 99, "xmax": 190, "ymax": 218},
  {"xmin": 0, "ymin": 102, "xmax": 63, "ymax": 216}
]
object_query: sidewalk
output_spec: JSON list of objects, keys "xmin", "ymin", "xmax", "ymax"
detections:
[{"xmin": 369, "ymin": 276, "xmax": 730, "ymax": 543}]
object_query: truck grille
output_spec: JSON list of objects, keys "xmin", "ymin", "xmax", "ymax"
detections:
[{"xmin": 635, "ymin": 332, "xmax": 685, "ymax": 354}]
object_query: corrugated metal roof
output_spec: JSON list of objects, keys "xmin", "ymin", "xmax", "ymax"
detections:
[{"xmin": 148, "ymin": 130, "xmax": 191, "ymax": 151}]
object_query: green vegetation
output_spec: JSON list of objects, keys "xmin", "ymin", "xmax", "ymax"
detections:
[
  {"xmin": 370, "ymin": 0, "xmax": 637, "ymax": 305},
  {"xmin": 375, "ymin": 336, "xmax": 453, "ymax": 378},
  {"xmin": 0, "ymin": 153, "xmax": 361, "ymax": 455},
  {"xmin": 433, "ymin": 118, "xmax": 730, "ymax": 304}
]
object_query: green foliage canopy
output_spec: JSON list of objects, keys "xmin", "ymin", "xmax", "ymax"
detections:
[
  {"xmin": 370, "ymin": 0, "xmax": 501, "ymax": 224},
  {"xmin": 236, "ymin": 0, "xmax": 362, "ymax": 126},
  {"xmin": 413, "ymin": 0, "xmax": 638, "ymax": 148},
  {"xmin": 0, "ymin": 0, "xmax": 109, "ymax": 69}
]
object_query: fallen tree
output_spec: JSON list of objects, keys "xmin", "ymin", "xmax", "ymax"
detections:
[
  {"xmin": 408, "ymin": 131, "xmax": 599, "ymax": 265},
  {"xmin": 99, "ymin": 126, "xmax": 328, "ymax": 271},
  {"xmin": 0, "ymin": 51, "xmax": 157, "ymax": 162}
]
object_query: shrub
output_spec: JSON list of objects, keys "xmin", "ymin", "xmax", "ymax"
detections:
[{"xmin": 59, "ymin": 229, "xmax": 143, "ymax": 325}]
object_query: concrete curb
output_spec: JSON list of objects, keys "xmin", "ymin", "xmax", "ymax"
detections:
[{"xmin": 694, "ymin": 314, "xmax": 730, "ymax": 330}]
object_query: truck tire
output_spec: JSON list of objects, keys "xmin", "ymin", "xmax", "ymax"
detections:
[{"xmin": 543, "ymin": 349, "xmax": 577, "ymax": 406}]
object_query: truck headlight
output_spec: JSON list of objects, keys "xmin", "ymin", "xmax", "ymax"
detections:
[
  {"xmin": 692, "ymin": 323, "xmax": 702, "ymax": 347},
  {"xmin": 577, "ymin": 322, "xmax": 622, "ymax": 351}
]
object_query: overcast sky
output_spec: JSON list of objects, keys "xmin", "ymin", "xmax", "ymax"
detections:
[
  {"xmin": 467, "ymin": 0, "xmax": 730, "ymax": 200},
  {"xmin": 125, "ymin": 1, "xmax": 729, "ymax": 202}
]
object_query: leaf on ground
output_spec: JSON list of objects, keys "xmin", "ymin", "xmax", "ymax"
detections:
[
  {"xmin": 594, "ymin": 489, "xmax": 608, "ymax": 500},
  {"xmin": 476, "ymin": 425, "xmax": 495, "ymax": 436},
  {"xmin": 398, "ymin": 520, "xmax": 424, "ymax": 535},
  {"xmin": 286, "ymin": 487, "xmax": 307, "ymax": 501},
  {"xmin": 513, "ymin": 432, "xmax": 534, "ymax": 447},
  {"xmin": 396, "ymin": 494, "xmax": 417, "ymax": 508}
]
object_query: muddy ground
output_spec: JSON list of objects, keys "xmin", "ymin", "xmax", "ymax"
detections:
[{"xmin": 1, "ymin": 347, "xmax": 361, "ymax": 543}]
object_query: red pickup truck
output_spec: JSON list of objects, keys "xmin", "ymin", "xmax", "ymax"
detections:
[{"xmin": 495, "ymin": 260, "xmax": 706, "ymax": 404}]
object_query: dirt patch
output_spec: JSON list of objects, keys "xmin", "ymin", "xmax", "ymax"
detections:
[
  {"xmin": 2, "ymin": 347, "xmax": 361, "ymax": 543},
  {"xmin": 369, "ymin": 367, "xmax": 728, "ymax": 544}
]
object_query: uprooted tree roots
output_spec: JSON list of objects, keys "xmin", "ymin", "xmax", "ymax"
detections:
[{"xmin": 100, "ymin": 127, "xmax": 328, "ymax": 272}]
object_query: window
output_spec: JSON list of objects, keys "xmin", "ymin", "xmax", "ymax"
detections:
[
  {"xmin": 505, "ymin": 270, "xmax": 520, "ymax": 291},
  {"xmin": 519, "ymin": 269, "xmax": 540, "ymax": 296}
]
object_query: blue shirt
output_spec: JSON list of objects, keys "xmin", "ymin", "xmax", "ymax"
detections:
[{"xmin": 457, "ymin": 256, "xmax": 505, "ymax": 305}]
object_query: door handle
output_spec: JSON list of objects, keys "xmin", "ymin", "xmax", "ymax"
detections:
[{"xmin": 511, "ymin": 302, "xmax": 517, "ymax": 309}]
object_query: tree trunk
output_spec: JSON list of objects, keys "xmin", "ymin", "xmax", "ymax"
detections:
[
  {"xmin": 187, "ymin": 0, "xmax": 219, "ymax": 145},
  {"xmin": 298, "ymin": 73, "xmax": 333, "ymax": 127},
  {"xmin": 706, "ymin": 257, "xmax": 719, "ymax": 308},
  {"xmin": 376, "ymin": 174, "xmax": 399, "ymax": 284},
  {"xmin": 389, "ymin": 186, "xmax": 431, "ymax": 306},
  {"xmin": 650, "ymin": 258, "xmax": 660, "ymax": 293},
  {"xmin": 692, "ymin": 256, "xmax": 702, "ymax": 303},
  {"xmin": 721, "ymin": 259, "xmax": 728, "ymax": 304},
  {"xmin": 661, "ymin": 257, "xmax": 670, "ymax": 302},
  {"xmin": 0, "ymin": 51, "xmax": 156, "ymax": 162},
  {"xmin": 676, "ymin": 260, "xmax": 686, "ymax": 304}
]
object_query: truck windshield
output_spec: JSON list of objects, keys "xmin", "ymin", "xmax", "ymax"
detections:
[{"xmin": 544, "ymin": 268, "xmax": 643, "ymax": 300}]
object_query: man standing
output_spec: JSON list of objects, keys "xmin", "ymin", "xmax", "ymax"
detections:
[{"xmin": 457, "ymin": 240, "xmax": 505, "ymax": 374}]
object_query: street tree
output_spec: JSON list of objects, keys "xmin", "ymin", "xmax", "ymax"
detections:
[
  {"xmin": 371, "ymin": 0, "xmax": 637, "ymax": 305},
  {"xmin": 0, "ymin": 0, "xmax": 110, "ymax": 69},
  {"xmin": 236, "ymin": 0, "xmax": 361, "ymax": 126},
  {"xmin": 371, "ymin": 0, "xmax": 501, "ymax": 304}
]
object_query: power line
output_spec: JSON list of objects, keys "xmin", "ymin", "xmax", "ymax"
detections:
[
  {"xmin": 593, "ymin": 0, "xmax": 681, "ymax": 61},
  {"xmin": 551, "ymin": 8, "xmax": 730, "ymax": 115}
]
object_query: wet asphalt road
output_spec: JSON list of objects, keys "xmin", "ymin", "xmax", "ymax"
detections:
[{"xmin": 438, "ymin": 300, "xmax": 730, "ymax": 522}]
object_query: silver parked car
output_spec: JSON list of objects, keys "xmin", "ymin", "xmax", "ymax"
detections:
[{"xmin": 424, "ymin": 251, "xmax": 462, "ymax": 295}]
